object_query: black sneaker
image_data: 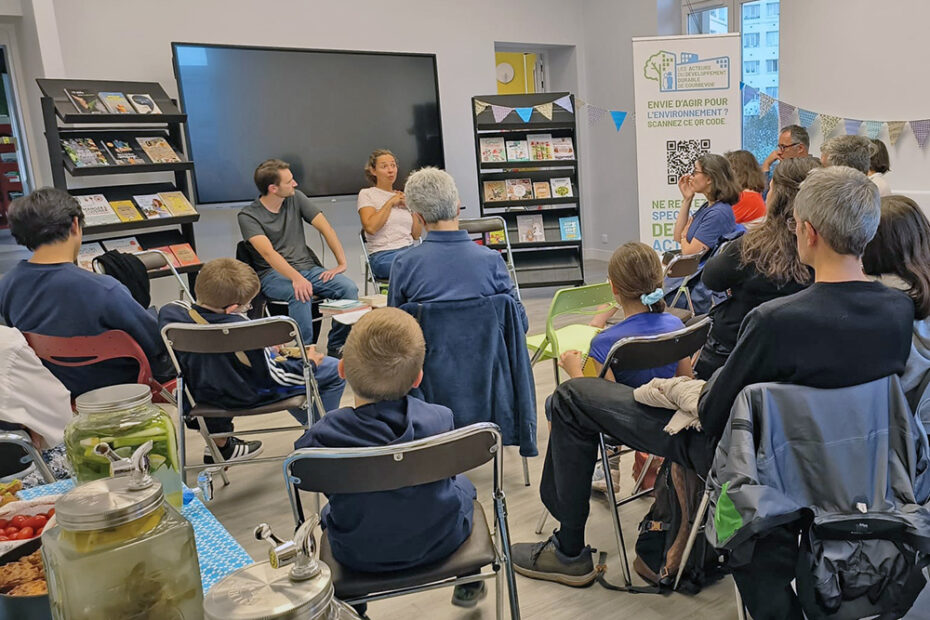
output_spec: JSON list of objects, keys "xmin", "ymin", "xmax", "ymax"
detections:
[
  {"xmin": 204, "ymin": 437, "xmax": 264, "ymax": 464},
  {"xmin": 511, "ymin": 535, "xmax": 597, "ymax": 586},
  {"xmin": 451, "ymin": 581, "xmax": 487, "ymax": 608}
]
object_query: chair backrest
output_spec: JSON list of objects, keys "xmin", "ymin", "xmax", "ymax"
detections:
[
  {"xmin": 548, "ymin": 282, "xmax": 615, "ymax": 321},
  {"xmin": 663, "ymin": 252, "xmax": 703, "ymax": 279},
  {"xmin": 23, "ymin": 330, "xmax": 151, "ymax": 385},
  {"xmin": 285, "ymin": 423, "xmax": 500, "ymax": 494},
  {"xmin": 459, "ymin": 216, "xmax": 506, "ymax": 236},
  {"xmin": 161, "ymin": 316, "xmax": 305, "ymax": 357},
  {"xmin": 600, "ymin": 316, "xmax": 711, "ymax": 377},
  {"xmin": 358, "ymin": 228, "xmax": 373, "ymax": 262}
]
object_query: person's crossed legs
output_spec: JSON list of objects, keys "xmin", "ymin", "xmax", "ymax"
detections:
[{"xmin": 259, "ymin": 267, "xmax": 359, "ymax": 357}]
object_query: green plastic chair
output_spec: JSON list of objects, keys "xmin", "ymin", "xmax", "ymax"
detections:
[{"xmin": 525, "ymin": 282, "xmax": 616, "ymax": 384}]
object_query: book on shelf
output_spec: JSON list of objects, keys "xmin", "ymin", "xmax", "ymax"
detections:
[
  {"xmin": 127, "ymin": 93, "xmax": 162, "ymax": 114},
  {"xmin": 532, "ymin": 182, "xmax": 551, "ymax": 199},
  {"xmin": 100, "ymin": 139, "xmax": 146, "ymax": 165},
  {"xmin": 75, "ymin": 194, "xmax": 120, "ymax": 226},
  {"xmin": 559, "ymin": 216, "xmax": 581, "ymax": 240},
  {"xmin": 133, "ymin": 194, "xmax": 172, "ymax": 219},
  {"xmin": 61, "ymin": 138, "xmax": 109, "ymax": 168},
  {"xmin": 479, "ymin": 137, "xmax": 506, "ymax": 163},
  {"xmin": 527, "ymin": 133, "xmax": 554, "ymax": 161},
  {"xmin": 109, "ymin": 200, "xmax": 144, "ymax": 222},
  {"xmin": 549, "ymin": 177, "xmax": 573, "ymax": 198},
  {"xmin": 483, "ymin": 180, "xmax": 506, "ymax": 202},
  {"xmin": 77, "ymin": 243, "xmax": 105, "ymax": 271},
  {"xmin": 486, "ymin": 229, "xmax": 506, "ymax": 245},
  {"xmin": 64, "ymin": 88, "xmax": 106, "ymax": 114},
  {"xmin": 98, "ymin": 92, "xmax": 133, "ymax": 114},
  {"xmin": 157, "ymin": 191, "xmax": 197, "ymax": 216},
  {"xmin": 505, "ymin": 140, "xmax": 529, "ymax": 161},
  {"xmin": 150, "ymin": 246, "xmax": 182, "ymax": 269},
  {"xmin": 505, "ymin": 178, "xmax": 534, "ymax": 201},
  {"xmin": 516, "ymin": 214, "xmax": 545, "ymax": 243},
  {"xmin": 319, "ymin": 299, "xmax": 369, "ymax": 315},
  {"xmin": 169, "ymin": 243, "xmax": 200, "ymax": 266},
  {"xmin": 102, "ymin": 236, "xmax": 141, "ymax": 253},
  {"xmin": 135, "ymin": 137, "xmax": 181, "ymax": 163},
  {"xmin": 551, "ymin": 137, "xmax": 575, "ymax": 160}
]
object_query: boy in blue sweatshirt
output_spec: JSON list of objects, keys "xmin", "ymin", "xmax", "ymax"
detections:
[
  {"xmin": 295, "ymin": 307, "xmax": 485, "ymax": 609},
  {"xmin": 158, "ymin": 258, "xmax": 344, "ymax": 463}
]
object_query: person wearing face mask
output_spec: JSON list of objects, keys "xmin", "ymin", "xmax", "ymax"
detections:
[{"xmin": 358, "ymin": 149, "xmax": 421, "ymax": 280}]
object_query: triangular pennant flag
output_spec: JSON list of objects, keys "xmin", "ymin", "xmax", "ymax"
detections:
[
  {"xmin": 535, "ymin": 102, "xmax": 553, "ymax": 120},
  {"xmin": 758, "ymin": 93, "xmax": 776, "ymax": 117},
  {"xmin": 473, "ymin": 100, "xmax": 489, "ymax": 117},
  {"xmin": 515, "ymin": 107, "xmax": 534, "ymax": 123},
  {"xmin": 741, "ymin": 84, "xmax": 757, "ymax": 107},
  {"xmin": 609, "ymin": 110, "xmax": 627, "ymax": 131},
  {"xmin": 888, "ymin": 121, "xmax": 906, "ymax": 146},
  {"xmin": 778, "ymin": 102, "xmax": 797, "ymax": 130},
  {"xmin": 553, "ymin": 95, "xmax": 573, "ymax": 114},
  {"xmin": 820, "ymin": 114, "xmax": 840, "ymax": 137},
  {"xmin": 910, "ymin": 120, "xmax": 930, "ymax": 149},
  {"xmin": 863, "ymin": 120, "xmax": 882, "ymax": 140},
  {"xmin": 587, "ymin": 106, "xmax": 607, "ymax": 127},
  {"xmin": 798, "ymin": 109, "xmax": 818, "ymax": 129},
  {"xmin": 491, "ymin": 105, "xmax": 512, "ymax": 123},
  {"xmin": 844, "ymin": 118, "xmax": 862, "ymax": 135}
]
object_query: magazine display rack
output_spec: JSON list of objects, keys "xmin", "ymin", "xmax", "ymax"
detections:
[
  {"xmin": 37, "ymin": 78, "xmax": 201, "ymax": 282},
  {"xmin": 472, "ymin": 92, "xmax": 583, "ymax": 288}
]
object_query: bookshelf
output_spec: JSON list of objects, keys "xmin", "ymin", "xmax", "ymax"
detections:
[
  {"xmin": 0, "ymin": 120, "xmax": 23, "ymax": 228},
  {"xmin": 37, "ymin": 78, "xmax": 202, "ymax": 283},
  {"xmin": 472, "ymin": 92, "xmax": 584, "ymax": 288}
]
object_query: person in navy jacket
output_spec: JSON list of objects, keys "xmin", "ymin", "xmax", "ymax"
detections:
[{"xmin": 295, "ymin": 307, "xmax": 485, "ymax": 608}]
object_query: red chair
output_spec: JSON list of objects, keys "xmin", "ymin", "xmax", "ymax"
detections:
[{"xmin": 23, "ymin": 330, "xmax": 177, "ymax": 404}]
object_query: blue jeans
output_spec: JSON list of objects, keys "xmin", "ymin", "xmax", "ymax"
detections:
[
  {"xmin": 287, "ymin": 355, "xmax": 345, "ymax": 423},
  {"xmin": 260, "ymin": 266, "xmax": 358, "ymax": 353},
  {"xmin": 367, "ymin": 246, "xmax": 412, "ymax": 280}
]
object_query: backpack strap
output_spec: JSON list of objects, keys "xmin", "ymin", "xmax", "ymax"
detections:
[
  {"xmin": 593, "ymin": 551, "xmax": 663, "ymax": 594},
  {"xmin": 187, "ymin": 307, "xmax": 252, "ymax": 367}
]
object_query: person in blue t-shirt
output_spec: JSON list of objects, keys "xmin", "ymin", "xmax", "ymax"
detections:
[{"xmin": 673, "ymin": 153, "xmax": 740, "ymax": 257}]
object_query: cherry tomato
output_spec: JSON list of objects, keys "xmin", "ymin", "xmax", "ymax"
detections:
[
  {"xmin": 10, "ymin": 515, "xmax": 27, "ymax": 528},
  {"xmin": 46, "ymin": 509, "xmax": 54, "ymax": 518},
  {"xmin": 35, "ymin": 527, "xmax": 43, "ymax": 536},
  {"xmin": 0, "ymin": 535, "xmax": 9, "ymax": 542},
  {"xmin": 0, "ymin": 519, "xmax": 8, "ymax": 529},
  {"xmin": 25, "ymin": 515, "xmax": 47, "ymax": 530},
  {"xmin": 12, "ymin": 527, "xmax": 33, "ymax": 540},
  {"xmin": 3, "ymin": 526, "xmax": 17, "ymax": 536}
]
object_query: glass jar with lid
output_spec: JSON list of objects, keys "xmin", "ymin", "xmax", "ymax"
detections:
[
  {"xmin": 41, "ymin": 442, "xmax": 203, "ymax": 620},
  {"xmin": 65, "ymin": 383, "xmax": 183, "ymax": 508}
]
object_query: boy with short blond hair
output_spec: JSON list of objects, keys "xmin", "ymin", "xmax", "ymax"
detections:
[
  {"xmin": 158, "ymin": 258, "xmax": 344, "ymax": 464},
  {"xmin": 295, "ymin": 307, "xmax": 484, "ymax": 608}
]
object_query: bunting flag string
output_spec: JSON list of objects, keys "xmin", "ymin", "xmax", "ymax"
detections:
[
  {"xmin": 820, "ymin": 114, "xmax": 841, "ymax": 138},
  {"xmin": 473, "ymin": 100, "xmax": 489, "ymax": 116},
  {"xmin": 553, "ymin": 94, "xmax": 573, "ymax": 113},
  {"xmin": 610, "ymin": 110, "xmax": 628, "ymax": 132},
  {"xmin": 587, "ymin": 106, "xmax": 608, "ymax": 127},
  {"xmin": 864, "ymin": 120, "xmax": 882, "ymax": 140},
  {"xmin": 514, "ymin": 107, "xmax": 534, "ymax": 123},
  {"xmin": 888, "ymin": 121, "xmax": 907, "ymax": 146},
  {"xmin": 536, "ymin": 102, "xmax": 553, "ymax": 120},
  {"xmin": 798, "ymin": 108, "xmax": 818, "ymax": 129},
  {"xmin": 910, "ymin": 120, "xmax": 930, "ymax": 149},
  {"xmin": 759, "ymin": 93, "xmax": 777, "ymax": 117},
  {"xmin": 490, "ymin": 105, "xmax": 511, "ymax": 123},
  {"xmin": 741, "ymin": 83, "xmax": 758, "ymax": 107},
  {"xmin": 844, "ymin": 119, "xmax": 862, "ymax": 136},
  {"xmin": 778, "ymin": 102, "xmax": 797, "ymax": 131}
]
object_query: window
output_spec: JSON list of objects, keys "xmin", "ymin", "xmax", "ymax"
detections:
[
  {"xmin": 687, "ymin": 6, "xmax": 729, "ymax": 34},
  {"xmin": 741, "ymin": 0, "xmax": 780, "ymax": 164},
  {"xmin": 766, "ymin": 31, "xmax": 778, "ymax": 46},
  {"xmin": 765, "ymin": 86, "xmax": 779, "ymax": 98},
  {"xmin": 766, "ymin": 59, "xmax": 778, "ymax": 72},
  {"xmin": 744, "ymin": 32, "xmax": 760, "ymax": 47},
  {"xmin": 744, "ymin": 4, "xmax": 760, "ymax": 18},
  {"xmin": 767, "ymin": 2, "xmax": 779, "ymax": 16},
  {"xmin": 745, "ymin": 61, "xmax": 759, "ymax": 74}
]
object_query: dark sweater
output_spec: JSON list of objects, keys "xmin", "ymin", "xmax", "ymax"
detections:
[
  {"xmin": 698, "ymin": 281, "xmax": 913, "ymax": 441},
  {"xmin": 701, "ymin": 237, "xmax": 810, "ymax": 355}
]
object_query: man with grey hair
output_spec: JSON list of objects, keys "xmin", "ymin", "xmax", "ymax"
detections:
[
  {"xmin": 387, "ymin": 167, "xmax": 527, "ymax": 329},
  {"xmin": 762, "ymin": 124, "xmax": 810, "ymax": 174},
  {"xmin": 819, "ymin": 134, "xmax": 872, "ymax": 173},
  {"xmin": 513, "ymin": 166, "xmax": 913, "ymax": 619}
]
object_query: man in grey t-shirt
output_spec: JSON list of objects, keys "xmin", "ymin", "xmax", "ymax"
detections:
[{"xmin": 238, "ymin": 159, "xmax": 357, "ymax": 356}]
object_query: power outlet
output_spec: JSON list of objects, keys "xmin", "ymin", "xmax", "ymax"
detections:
[{"xmin": 600, "ymin": 234, "xmax": 609, "ymax": 244}]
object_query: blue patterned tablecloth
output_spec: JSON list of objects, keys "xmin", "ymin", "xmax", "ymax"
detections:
[{"xmin": 19, "ymin": 479, "xmax": 254, "ymax": 592}]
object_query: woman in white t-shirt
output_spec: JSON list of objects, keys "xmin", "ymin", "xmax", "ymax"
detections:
[{"xmin": 357, "ymin": 149, "xmax": 421, "ymax": 279}]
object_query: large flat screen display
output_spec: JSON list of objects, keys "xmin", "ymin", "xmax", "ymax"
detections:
[{"xmin": 172, "ymin": 43, "xmax": 444, "ymax": 203}]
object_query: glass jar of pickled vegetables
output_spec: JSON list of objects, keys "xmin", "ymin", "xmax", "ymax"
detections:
[
  {"xmin": 65, "ymin": 384, "xmax": 182, "ymax": 508},
  {"xmin": 41, "ymin": 451, "xmax": 203, "ymax": 620}
]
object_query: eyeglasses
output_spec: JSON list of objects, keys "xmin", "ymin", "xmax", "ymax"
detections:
[
  {"xmin": 777, "ymin": 142, "xmax": 802, "ymax": 152},
  {"xmin": 690, "ymin": 168, "xmax": 706, "ymax": 176}
]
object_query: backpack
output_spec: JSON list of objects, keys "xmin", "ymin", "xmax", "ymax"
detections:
[{"xmin": 633, "ymin": 460, "xmax": 724, "ymax": 594}]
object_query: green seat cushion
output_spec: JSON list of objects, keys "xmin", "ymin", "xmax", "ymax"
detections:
[{"xmin": 526, "ymin": 324, "xmax": 601, "ymax": 361}]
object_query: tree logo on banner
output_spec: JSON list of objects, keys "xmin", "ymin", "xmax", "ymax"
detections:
[{"xmin": 643, "ymin": 50, "xmax": 730, "ymax": 93}]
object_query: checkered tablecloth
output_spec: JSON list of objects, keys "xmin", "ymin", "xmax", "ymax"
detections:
[{"xmin": 19, "ymin": 479, "xmax": 253, "ymax": 592}]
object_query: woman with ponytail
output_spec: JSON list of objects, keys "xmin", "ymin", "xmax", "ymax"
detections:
[
  {"xmin": 862, "ymin": 195, "xmax": 930, "ymax": 396},
  {"xmin": 559, "ymin": 242, "xmax": 691, "ymax": 384}
]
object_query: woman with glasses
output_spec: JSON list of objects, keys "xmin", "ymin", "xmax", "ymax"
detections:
[
  {"xmin": 695, "ymin": 157, "xmax": 821, "ymax": 378},
  {"xmin": 673, "ymin": 153, "xmax": 741, "ymax": 256}
]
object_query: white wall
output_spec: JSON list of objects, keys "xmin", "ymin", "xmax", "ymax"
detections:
[{"xmin": 780, "ymin": 0, "xmax": 930, "ymax": 207}]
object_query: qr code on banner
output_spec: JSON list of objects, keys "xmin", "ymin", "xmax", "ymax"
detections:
[{"xmin": 667, "ymin": 139, "xmax": 711, "ymax": 184}]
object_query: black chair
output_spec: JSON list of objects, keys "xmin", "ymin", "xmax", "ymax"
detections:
[
  {"xmin": 283, "ymin": 423, "xmax": 520, "ymax": 619},
  {"xmin": 663, "ymin": 252, "xmax": 703, "ymax": 322}
]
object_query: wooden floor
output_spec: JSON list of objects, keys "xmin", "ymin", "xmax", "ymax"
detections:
[{"xmin": 177, "ymin": 260, "xmax": 930, "ymax": 620}]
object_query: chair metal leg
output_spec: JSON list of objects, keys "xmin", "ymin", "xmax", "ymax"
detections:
[
  {"xmin": 600, "ymin": 434, "xmax": 632, "ymax": 586},
  {"xmin": 496, "ymin": 560, "xmax": 504, "ymax": 620},
  {"xmin": 534, "ymin": 506, "xmax": 549, "ymax": 535},
  {"xmin": 552, "ymin": 358, "xmax": 560, "ymax": 386},
  {"xmin": 521, "ymin": 456, "xmax": 530, "ymax": 486},
  {"xmin": 735, "ymin": 580, "xmax": 747, "ymax": 620},
  {"xmin": 495, "ymin": 494, "xmax": 521, "ymax": 619},
  {"xmin": 673, "ymin": 488, "xmax": 711, "ymax": 591},
  {"xmin": 528, "ymin": 339, "xmax": 548, "ymax": 366},
  {"xmin": 631, "ymin": 453, "xmax": 654, "ymax": 495},
  {"xmin": 197, "ymin": 418, "xmax": 230, "ymax": 486},
  {"xmin": 178, "ymin": 410, "xmax": 189, "ymax": 487}
]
